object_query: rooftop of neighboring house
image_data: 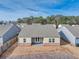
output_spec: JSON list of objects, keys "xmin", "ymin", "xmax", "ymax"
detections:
[
  {"xmin": 0, "ymin": 24, "xmax": 13, "ymax": 36},
  {"xmin": 18, "ymin": 24, "xmax": 60, "ymax": 38},
  {"xmin": 0, "ymin": 24, "xmax": 20, "ymax": 37},
  {"xmin": 62, "ymin": 25, "xmax": 79, "ymax": 38}
]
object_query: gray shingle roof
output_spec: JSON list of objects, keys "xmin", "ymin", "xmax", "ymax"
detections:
[
  {"xmin": 18, "ymin": 24, "xmax": 60, "ymax": 38},
  {"xmin": 0, "ymin": 24, "xmax": 13, "ymax": 36},
  {"xmin": 64, "ymin": 25, "xmax": 79, "ymax": 38}
]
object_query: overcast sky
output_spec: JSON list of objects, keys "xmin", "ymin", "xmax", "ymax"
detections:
[{"xmin": 0, "ymin": 0, "xmax": 79, "ymax": 21}]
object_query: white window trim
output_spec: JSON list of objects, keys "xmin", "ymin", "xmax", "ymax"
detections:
[{"xmin": 49, "ymin": 38, "xmax": 55, "ymax": 43}]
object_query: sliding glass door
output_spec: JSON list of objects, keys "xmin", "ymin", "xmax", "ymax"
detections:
[{"xmin": 32, "ymin": 37, "xmax": 43, "ymax": 44}]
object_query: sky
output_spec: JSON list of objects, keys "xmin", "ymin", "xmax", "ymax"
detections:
[{"xmin": 0, "ymin": 0, "xmax": 79, "ymax": 21}]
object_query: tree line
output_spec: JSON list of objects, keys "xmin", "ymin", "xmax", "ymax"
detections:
[
  {"xmin": 16, "ymin": 15, "xmax": 79, "ymax": 25},
  {"xmin": 0, "ymin": 15, "xmax": 79, "ymax": 25}
]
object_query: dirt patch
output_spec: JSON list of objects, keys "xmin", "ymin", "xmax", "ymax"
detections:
[
  {"xmin": 8, "ymin": 51, "xmax": 77, "ymax": 59},
  {"xmin": 62, "ymin": 44, "xmax": 79, "ymax": 59},
  {"xmin": 0, "ymin": 43, "xmax": 78, "ymax": 59},
  {"xmin": 10, "ymin": 45, "xmax": 67, "ymax": 56}
]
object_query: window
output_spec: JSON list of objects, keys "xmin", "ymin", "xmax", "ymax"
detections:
[
  {"xmin": 49, "ymin": 38, "xmax": 55, "ymax": 43},
  {"xmin": 36, "ymin": 37, "xmax": 38, "ymax": 42},
  {"xmin": 49, "ymin": 38, "xmax": 51, "ymax": 42},
  {"xmin": 23, "ymin": 39, "xmax": 26, "ymax": 43},
  {"xmin": 35, "ymin": 37, "xmax": 40, "ymax": 42},
  {"xmin": 52, "ymin": 39, "xmax": 55, "ymax": 42}
]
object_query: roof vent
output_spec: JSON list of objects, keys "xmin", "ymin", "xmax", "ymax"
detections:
[
  {"xmin": 72, "ymin": 25, "xmax": 75, "ymax": 26},
  {"xmin": 21, "ymin": 25, "xmax": 24, "ymax": 28},
  {"xmin": 17, "ymin": 24, "xmax": 24, "ymax": 28},
  {"xmin": 58, "ymin": 24, "xmax": 62, "ymax": 28}
]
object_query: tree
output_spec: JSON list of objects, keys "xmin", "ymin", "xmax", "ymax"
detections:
[
  {"xmin": 16, "ymin": 15, "xmax": 79, "ymax": 25},
  {"xmin": 47, "ymin": 16, "xmax": 54, "ymax": 24},
  {"xmin": 26, "ymin": 19, "xmax": 32, "ymax": 24},
  {"xmin": 41, "ymin": 19, "xmax": 47, "ymax": 25},
  {"xmin": 17, "ymin": 18, "xmax": 24, "ymax": 23},
  {"xmin": 75, "ymin": 16, "xmax": 79, "ymax": 25}
]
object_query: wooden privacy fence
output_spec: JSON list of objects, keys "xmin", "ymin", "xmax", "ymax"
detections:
[{"xmin": 0, "ymin": 36, "xmax": 17, "ymax": 56}]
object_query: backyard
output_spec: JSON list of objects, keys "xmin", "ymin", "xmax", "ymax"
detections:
[{"xmin": 0, "ymin": 42, "xmax": 79, "ymax": 59}]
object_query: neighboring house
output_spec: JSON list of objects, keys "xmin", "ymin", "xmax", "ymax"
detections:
[
  {"xmin": 18, "ymin": 24, "xmax": 60, "ymax": 46},
  {"xmin": 58, "ymin": 25, "xmax": 79, "ymax": 46},
  {"xmin": 0, "ymin": 24, "xmax": 21, "ymax": 55}
]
